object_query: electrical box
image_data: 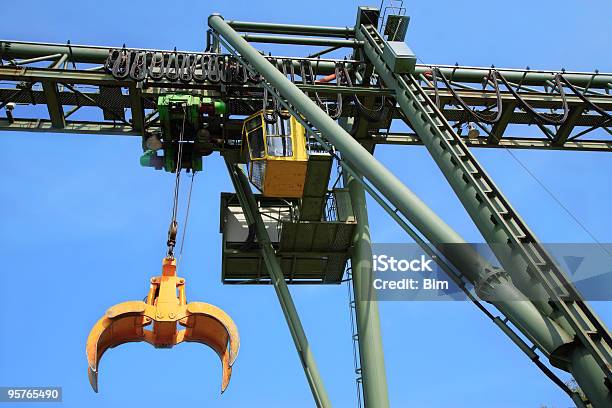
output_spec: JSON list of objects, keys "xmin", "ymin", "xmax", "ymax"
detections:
[{"xmin": 382, "ymin": 41, "xmax": 416, "ymax": 74}]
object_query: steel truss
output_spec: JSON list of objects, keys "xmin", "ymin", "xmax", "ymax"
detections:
[{"xmin": 1, "ymin": 38, "xmax": 610, "ymax": 152}]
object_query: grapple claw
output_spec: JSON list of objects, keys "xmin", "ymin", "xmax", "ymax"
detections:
[
  {"xmin": 182, "ymin": 302, "xmax": 240, "ymax": 392},
  {"xmin": 86, "ymin": 257, "xmax": 239, "ymax": 393}
]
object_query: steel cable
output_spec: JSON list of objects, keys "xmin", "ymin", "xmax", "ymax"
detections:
[{"xmin": 167, "ymin": 104, "xmax": 187, "ymax": 257}]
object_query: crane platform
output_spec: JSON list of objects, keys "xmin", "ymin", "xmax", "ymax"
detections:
[{"xmin": 219, "ymin": 188, "xmax": 355, "ymax": 284}]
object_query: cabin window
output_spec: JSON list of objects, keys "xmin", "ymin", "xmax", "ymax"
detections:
[
  {"xmin": 265, "ymin": 116, "xmax": 293, "ymax": 157},
  {"xmin": 249, "ymin": 160, "xmax": 265, "ymax": 190},
  {"xmin": 248, "ymin": 128, "xmax": 265, "ymax": 159},
  {"xmin": 267, "ymin": 136, "xmax": 293, "ymax": 157}
]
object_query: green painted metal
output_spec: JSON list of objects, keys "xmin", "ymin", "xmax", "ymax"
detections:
[
  {"xmin": 370, "ymin": 131, "xmax": 612, "ymax": 152},
  {"xmin": 381, "ymin": 41, "xmax": 416, "ymax": 74},
  {"xmin": 225, "ymin": 161, "xmax": 332, "ymax": 408},
  {"xmin": 41, "ymin": 81, "xmax": 65, "ymax": 128},
  {"xmin": 208, "ymin": 14, "xmax": 485, "ymax": 267},
  {"xmin": 227, "ymin": 20, "xmax": 355, "ymax": 37},
  {"xmin": 157, "ymin": 94, "xmax": 201, "ymax": 133},
  {"xmin": 0, "ymin": 119, "xmax": 145, "ymax": 135},
  {"xmin": 242, "ymin": 34, "xmax": 363, "ymax": 48},
  {"xmin": 2, "ymin": 39, "xmax": 611, "ymax": 88},
  {"xmin": 414, "ymin": 64, "xmax": 612, "ymax": 88},
  {"xmin": 344, "ymin": 170, "xmax": 390, "ymax": 408},
  {"xmin": 209, "ymin": 14, "xmax": 604, "ymax": 405},
  {"xmin": 0, "ymin": 40, "xmax": 338, "ymax": 74},
  {"xmin": 355, "ymin": 20, "xmax": 612, "ymax": 407}
]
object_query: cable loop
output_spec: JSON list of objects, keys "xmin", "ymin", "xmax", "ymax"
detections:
[
  {"xmin": 557, "ymin": 74, "xmax": 612, "ymax": 120},
  {"xmin": 432, "ymin": 67, "xmax": 503, "ymax": 124},
  {"xmin": 497, "ymin": 69, "xmax": 569, "ymax": 125}
]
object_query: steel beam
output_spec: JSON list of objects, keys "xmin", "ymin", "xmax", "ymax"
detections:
[
  {"xmin": 2, "ymin": 40, "xmax": 610, "ymax": 88},
  {"xmin": 0, "ymin": 66, "xmax": 384, "ymax": 95},
  {"xmin": 554, "ymin": 105, "xmax": 586, "ymax": 146},
  {"xmin": 242, "ymin": 34, "xmax": 362, "ymax": 48},
  {"xmin": 343, "ymin": 168, "xmax": 390, "ymax": 408},
  {"xmin": 128, "ymin": 85, "xmax": 145, "ymax": 134},
  {"xmin": 0, "ymin": 118, "xmax": 143, "ymax": 135},
  {"xmin": 422, "ymin": 88, "xmax": 612, "ymax": 110},
  {"xmin": 413, "ymin": 65, "xmax": 612, "ymax": 89},
  {"xmin": 228, "ymin": 20, "xmax": 355, "ymax": 38},
  {"xmin": 0, "ymin": 40, "xmax": 338, "ymax": 74},
  {"xmin": 226, "ymin": 161, "xmax": 332, "ymax": 408},
  {"xmin": 372, "ymin": 132, "xmax": 612, "ymax": 152},
  {"xmin": 41, "ymin": 81, "xmax": 65, "ymax": 128},
  {"xmin": 488, "ymin": 100, "xmax": 516, "ymax": 144}
]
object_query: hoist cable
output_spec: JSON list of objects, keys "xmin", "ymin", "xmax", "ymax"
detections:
[
  {"xmin": 167, "ymin": 104, "xmax": 187, "ymax": 257},
  {"xmin": 177, "ymin": 171, "xmax": 196, "ymax": 271}
]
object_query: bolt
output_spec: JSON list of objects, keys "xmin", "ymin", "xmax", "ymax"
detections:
[
  {"xmin": 156, "ymin": 313, "xmax": 164, "ymax": 319},
  {"xmin": 169, "ymin": 312, "xmax": 176, "ymax": 319}
]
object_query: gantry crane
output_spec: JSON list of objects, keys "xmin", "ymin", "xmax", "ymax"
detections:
[{"xmin": 1, "ymin": 3, "xmax": 611, "ymax": 407}]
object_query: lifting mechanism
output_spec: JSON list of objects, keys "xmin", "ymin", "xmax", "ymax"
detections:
[
  {"xmin": 86, "ymin": 257, "xmax": 240, "ymax": 393},
  {"xmin": 86, "ymin": 101, "xmax": 239, "ymax": 393}
]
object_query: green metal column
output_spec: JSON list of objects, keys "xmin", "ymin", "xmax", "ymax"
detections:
[
  {"xmin": 225, "ymin": 160, "xmax": 332, "ymax": 408},
  {"xmin": 345, "ymin": 170, "xmax": 390, "ymax": 408}
]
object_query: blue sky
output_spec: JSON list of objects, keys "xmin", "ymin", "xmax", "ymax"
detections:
[{"xmin": 1, "ymin": 1, "xmax": 611, "ymax": 407}]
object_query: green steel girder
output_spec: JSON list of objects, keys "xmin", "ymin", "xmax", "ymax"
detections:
[
  {"xmin": 225, "ymin": 160, "xmax": 332, "ymax": 408},
  {"xmin": 0, "ymin": 118, "xmax": 145, "ymax": 135},
  {"xmin": 128, "ymin": 85, "xmax": 145, "ymax": 132},
  {"xmin": 2, "ymin": 39, "xmax": 612, "ymax": 89},
  {"xmin": 227, "ymin": 20, "xmax": 356, "ymax": 37},
  {"xmin": 488, "ymin": 100, "xmax": 517, "ymax": 144},
  {"xmin": 343, "ymin": 161, "xmax": 390, "ymax": 408},
  {"xmin": 554, "ymin": 105, "xmax": 587, "ymax": 146},
  {"xmin": 356, "ymin": 20, "xmax": 612, "ymax": 407},
  {"xmin": 1, "ymin": 55, "xmax": 610, "ymax": 152},
  {"xmin": 241, "ymin": 34, "xmax": 363, "ymax": 48},
  {"xmin": 5, "ymin": 117, "xmax": 610, "ymax": 153},
  {"xmin": 41, "ymin": 81, "xmax": 65, "ymax": 128},
  {"xmin": 372, "ymin": 132, "xmax": 612, "ymax": 152}
]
